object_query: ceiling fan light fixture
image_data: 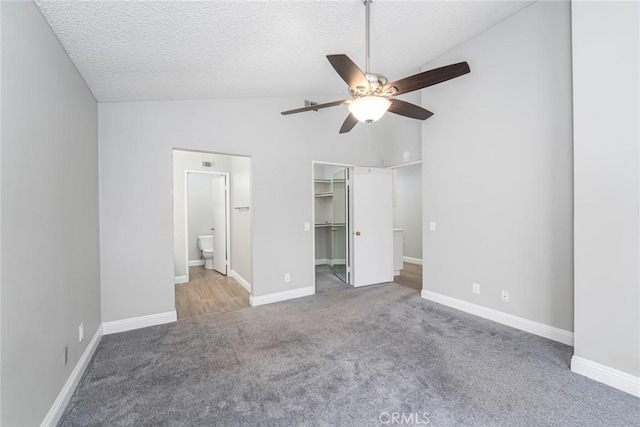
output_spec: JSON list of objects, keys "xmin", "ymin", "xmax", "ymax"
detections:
[{"xmin": 348, "ymin": 96, "xmax": 391, "ymax": 123}]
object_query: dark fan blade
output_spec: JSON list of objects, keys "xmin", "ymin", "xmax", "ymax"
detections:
[
  {"xmin": 339, "ymin": 113, "xmax": 359, "ymax": 134},
  {"xmin": 281, "ymin": 100, "xmax": 347, "ymax": 115},
  {"xmin": 326, "ymin": 54, "xmax": 370, "ymax": 91},
  {"xmin": 384, "ymin": 62, "xmax": 470, "ymax": 96},
  {"xmin": 388, "ymin": 99, "xmax": 434, "ymax": 120}
]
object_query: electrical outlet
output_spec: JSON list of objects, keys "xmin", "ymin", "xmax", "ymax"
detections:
[
  {"xmin": 284, "ymin": 273, "xmax": 291, "ymax": 283},
  {"xmin": 62, "ymin": 346, "xmax": 68, "ymax": 367},
  {"xmin": 472, "ymin": 282, "xmax": 480, "ymax": 295},
  {"xmin": 79, "ymin": 323, "xmax": 84, "ymax": 343},
  {"xmin": 429, "ymin": 221, "xmax": 436, "ymax": 232},
  {"xmin": 304, "ymin": 222, "xmax": 310, "ymax": 232},
  {"xmin": 402, "ymin": 151, "xmax": 411, "ymax": 162},
  {"xmin": 501, "ymin": 290, "xmax": 510, "ymax": 302}
]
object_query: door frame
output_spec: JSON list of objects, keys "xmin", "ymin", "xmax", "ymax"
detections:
[
  {"xmin": 184, "ymin": 170, "xmax": 231, "ymax": 283},
  {"xmin": 311, "ymin": 161, "xmax": 354, "ymax": 292},
  {"xmin": 387, "ymin": 160, "xmax": 423, "ymax": 268}
]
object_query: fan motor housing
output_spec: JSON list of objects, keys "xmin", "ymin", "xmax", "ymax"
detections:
[{"xmin": 351, "ymin": 73, "xmax": 395, "ymax": 98}]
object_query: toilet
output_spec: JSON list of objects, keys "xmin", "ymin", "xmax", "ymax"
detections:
[{"xmin": 197, "ymin": 235, "xmax": 214, "ymax": 270}]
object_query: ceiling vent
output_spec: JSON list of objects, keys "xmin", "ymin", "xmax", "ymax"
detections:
[{"xmin": 202, "ymin": 161, "xmax": 214, "ymax": 168}]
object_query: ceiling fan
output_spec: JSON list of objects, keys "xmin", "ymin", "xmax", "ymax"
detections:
[{"xmin": 281, "ymin": 0, "xmax": 470, "ymax": 134}]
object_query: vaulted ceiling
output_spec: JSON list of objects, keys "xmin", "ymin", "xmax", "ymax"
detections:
[{"xmin": 36, "ymin": 1, "xmax": 533, "ymax": 102}]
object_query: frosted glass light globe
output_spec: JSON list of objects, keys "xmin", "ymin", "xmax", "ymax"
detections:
[{"xmin": 348, "ymin": 96, "xmax": 392, "ymax": 123}]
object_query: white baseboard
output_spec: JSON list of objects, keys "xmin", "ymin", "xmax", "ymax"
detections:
[
  {"xmin": 103, "ymin": 311, "xmax": 177, "ymax": 335},
  {"xmin": 188, "ymin": 259, "xmax": 205, "ymax": 267},
  {"xmin": 421, "ymin": 290, "xmax": 574, "ymax": 346},
  {"xmin": 315, "ymin": 258, "xmax": 329, "ymax": 266},
  {"xmin": 403, "ymin": 256, "xmax": 423, "ymax": 265},
  {"xmin": 174, "ymin": 275, "xmax": 188, "ymax": 284},
  {"xmin": 394, "ymin": 270, "xmax": 401, "ymax": 276},
  {"xmin": 250, "ymin": 286, "xmax": 315, "ymax": 307},
  {"xmin": 571, "ymin": 356, "xmax": 640, "ymax": 397},
  {"xmin": 40, "ymin": 325, "xmax": 103, "ymax": 427},
  {"xmin": 230, "ymin": 269, "xmax": 252, "ymax": 294}
]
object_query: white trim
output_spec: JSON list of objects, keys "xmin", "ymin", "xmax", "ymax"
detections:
[
  {"xmin": 250, "ymin": 286, "xmax": 315, "ymax": 307},
  {"xmin": 315, "ymin": 258, "xmax": 329, "ymax": 266},
  {"xmin": 103, "ymin": 311, "xmax": 177, "ymax": 335},
  {"xmin": 571, "ymin": 356, "xmax": 640, "ymax": 397},
  {"xmin": 40, "ymin": 326, "xmax": 103, "ymax": 427},
  {"xmin": 230, "ymin": 269, "xmax": 252, "ymax": 294},
  {"xmin": 421, "ymin": 290, "xmax": 574, "ymax": 346},
  {"xmin": 393, "ymin": 270, "xmax": 401, "ymax": 276},
  {"xmin": 188, "ymin": 259, "xmax": 204, "ymax": 267},
  {"xmin": 403, "ymin": 256, "xmax": 423, "ymax": 265},
  {"xmin": 174, "ymin": 275, "xmax": 188, "ymax": 284}
]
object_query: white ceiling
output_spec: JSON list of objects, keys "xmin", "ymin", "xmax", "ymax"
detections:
[{"xmin": 36, "ymin": 0, "xmax": 533, "ymax": 103}]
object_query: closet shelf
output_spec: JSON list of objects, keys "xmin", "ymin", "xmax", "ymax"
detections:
[{"xmin": 315, "ymin": 192, "xmax": 333, "ymax": 197}]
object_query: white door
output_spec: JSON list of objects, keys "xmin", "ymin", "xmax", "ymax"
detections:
[
  {"xmin": 352, "ymin": 167, "xmax": 394, "ymax": 287},
  {"xmin": 212, "ymin": 175, "xmax": 227, "ymax": 275}
]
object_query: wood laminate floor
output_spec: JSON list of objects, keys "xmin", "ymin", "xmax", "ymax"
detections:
[
  {"xmin": 175, "ymin": 266, "xmax": 250, "ymax": 320},
  {"xmin": 395, "ymin": 262, "xmax": 422, "ymax": 290}
]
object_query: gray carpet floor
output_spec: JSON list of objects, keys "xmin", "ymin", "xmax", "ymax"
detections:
[{"xmin": 60, "ymin": 266, "xmax": 640, "ymax": 426}]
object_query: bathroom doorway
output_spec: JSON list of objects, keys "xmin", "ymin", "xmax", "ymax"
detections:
[
  {"xmin": 172, "ymin": 149, "xmax": 253, "ymax": 320},
  {"xmin": 185, "ymin": 171, "xmax": 230, "ymax": 278}
]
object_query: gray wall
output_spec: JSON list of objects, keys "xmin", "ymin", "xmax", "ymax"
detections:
[
  {"xmin": 393, "ymin": 164, "xmax": 422, "ymax": 259},
  {"xmin": 98, "ymin": 98, "xmax": 410, "ymax": 322},
  {"xmin": 421, "ymin": 1, "xmax": 574, "ymax": 331},
  {"xmin": 572, "ymin": 1, "xmax": 640, "ymax": 377},
  {"xmin": 1, "ymin": 2, "xmax": 101, "ymax": 425},
  {"xmin": 379, "ymin": 90, "xmax": 423, "ymax": 166}
]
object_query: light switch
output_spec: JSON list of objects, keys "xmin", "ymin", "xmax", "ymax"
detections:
[
  {"xmin": 402, "ymin": 151, "xmax": 410, "ymax": 162},
  {"xmin": 304, "ymin": 222, "xmax": 310, "ymax": 232},
  {"xmin": 429, "ymin": 221, "xmax": 436, "ymax": 232}
]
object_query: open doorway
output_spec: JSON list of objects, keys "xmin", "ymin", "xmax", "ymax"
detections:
[
  {"xmin": 173, "ymin": 149, "xmax": 253, "ymax": 319},
  {"xmin": 312, "ymin": 162, "xmax": 396, "ymax": 292},
  {"xmin": 390, "ymin": 161, "xmax": 423, "ymax": 291},
  {"xmin": 313, "ymin": 162, "xmax": 352, "ymax": 287},
  {"xmin": 185, "ymin": 171, "xmax": 230, "ymax": 277}
]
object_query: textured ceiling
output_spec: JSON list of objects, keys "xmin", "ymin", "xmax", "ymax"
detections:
[{"xmin": 36, "ymin": 1, "xmax": 533, "ymax": 102}]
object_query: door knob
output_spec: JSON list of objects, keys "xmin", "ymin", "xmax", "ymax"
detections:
[{"xmin": 355, "ymin": 231, "xmax": 361, "ymax": 236}]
